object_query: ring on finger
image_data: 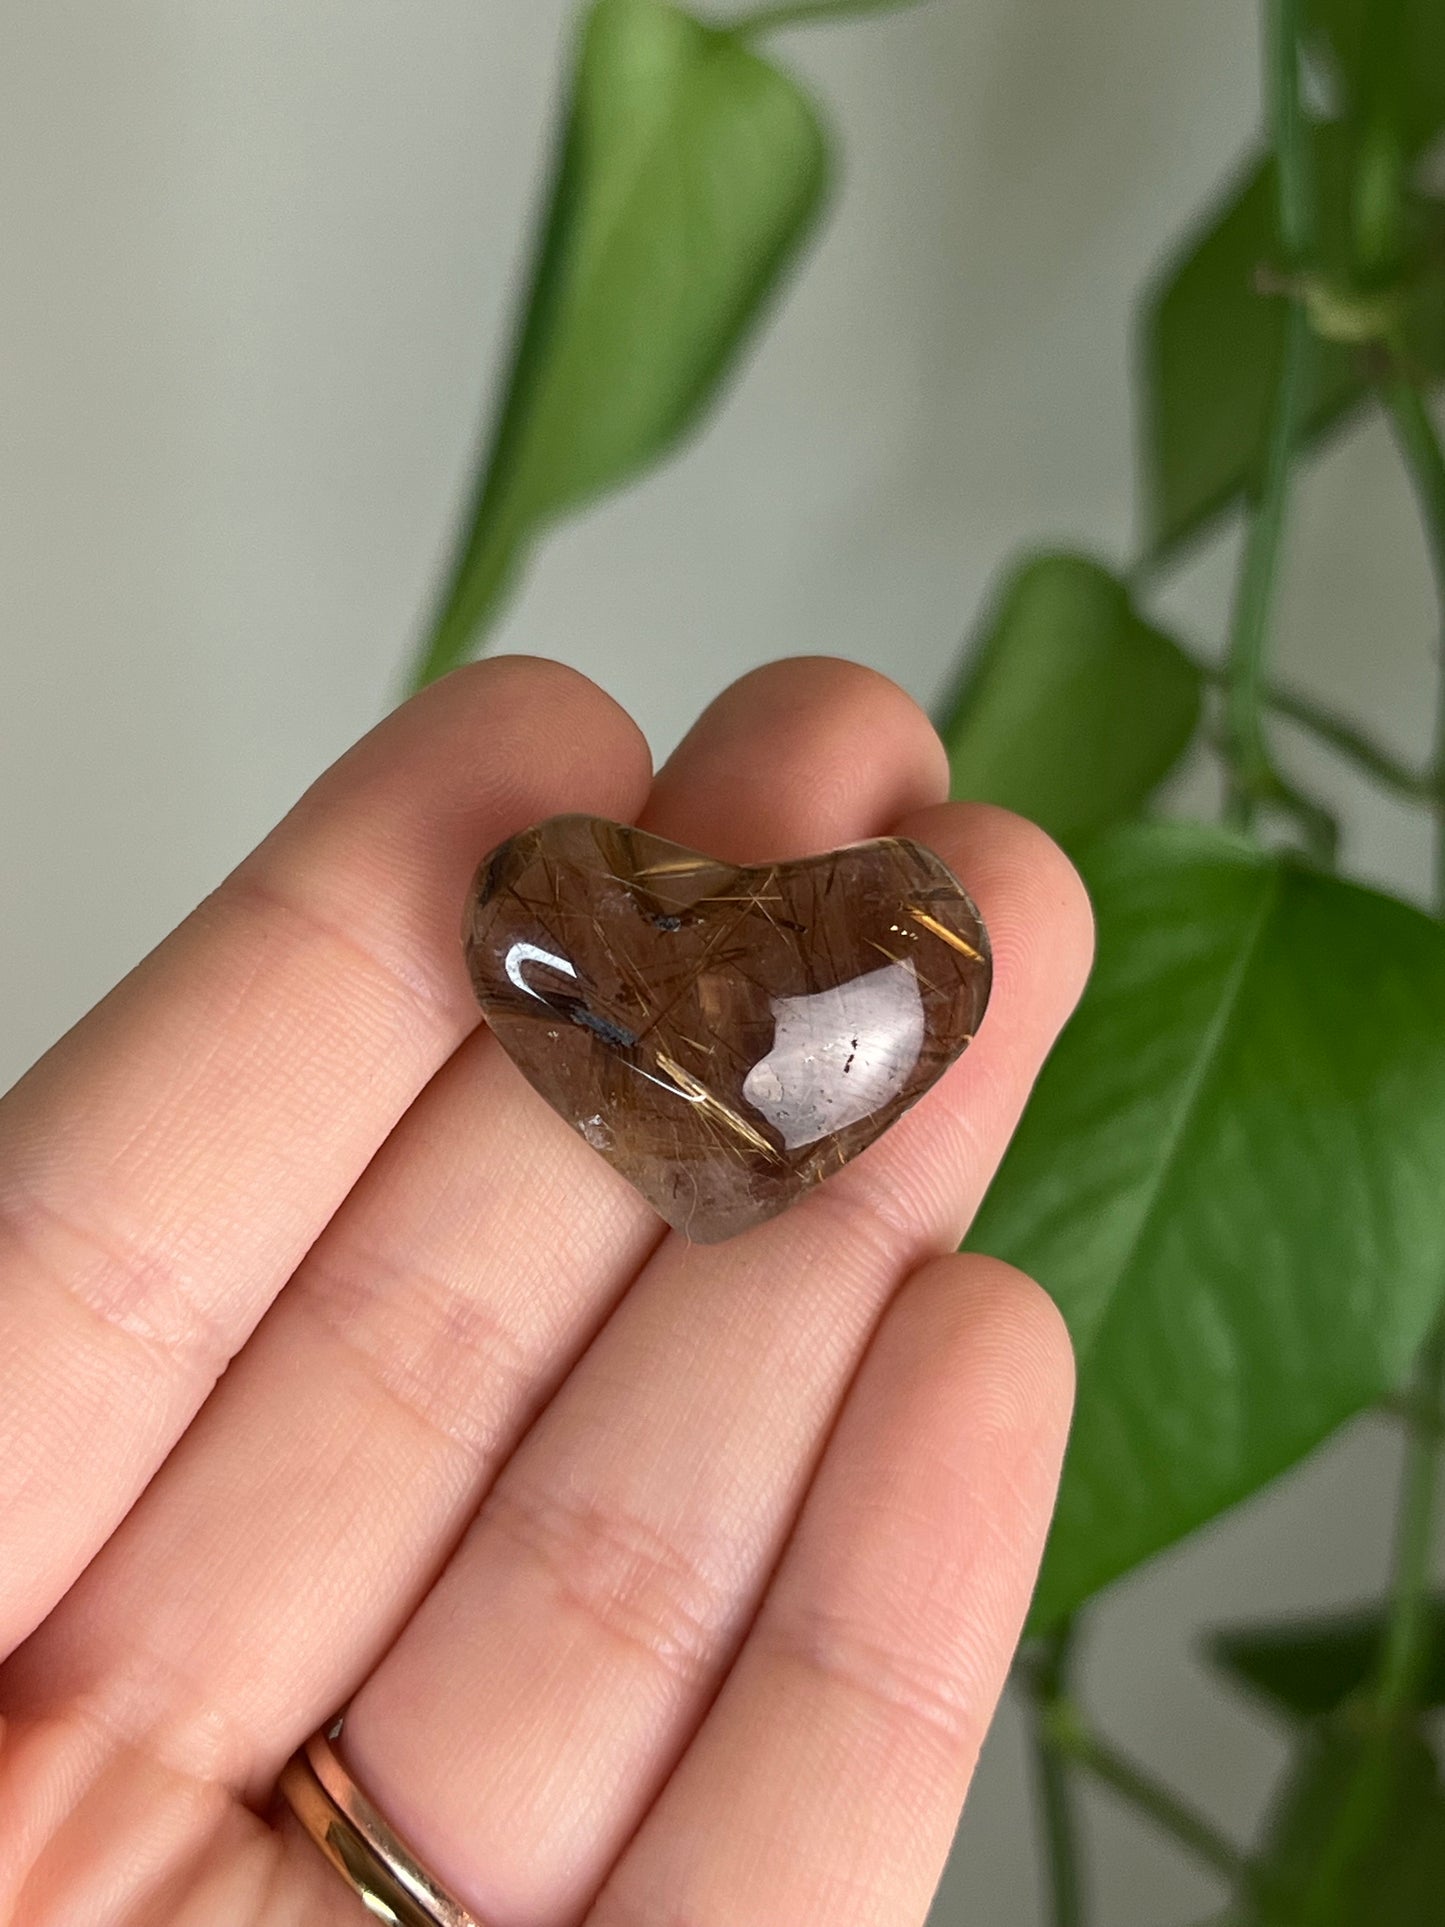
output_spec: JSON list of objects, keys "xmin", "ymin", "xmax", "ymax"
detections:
[{"xmin": 279, "ymin": 1718, "xmax": 484, "ymax": 1927}]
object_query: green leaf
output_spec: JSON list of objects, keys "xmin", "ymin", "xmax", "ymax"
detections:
[
  {"xmin": 1139, "ymin": 126, "xmax": 1445, "ymax": 562},
  {"xmin": 939, "ymin": 552, "xmax": 1202, "ymax": 848},
  {"xmin": 1210, "ymin": 1601, "xmax": 1445, "ymax": 1722},
  {"xmin": 411, "ymin": 0, "xmax": 830, "ymax": 686},
  {"xmin": 965, "ymin": 823, "xmax": 1445, "ymax": 1631},
  {"xmin": 1247, "ymin": 1723, "xmax": 1445, "ymax": 1924},
  {"xmin": 1308, "ymin": 0, "xmax": 1445, "ymax": 157}
]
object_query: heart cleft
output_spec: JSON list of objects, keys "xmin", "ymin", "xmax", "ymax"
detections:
[{"xmin": 463, "ymin": 814, "xmax": 991, "ymax": 1243}]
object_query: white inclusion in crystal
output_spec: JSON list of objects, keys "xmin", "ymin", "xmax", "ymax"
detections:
[
  {"xmin": 741, "ymin": 958, "xmax": 927, "ymax": 1150},
  {"xmin": 504, "ymin": 940, "xmax": 578, "ymax": 998}
]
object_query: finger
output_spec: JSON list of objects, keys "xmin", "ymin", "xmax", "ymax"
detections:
[
  {"xmin": 336, "ymin": 798, "xmax": 1092, "ymax": 1924},
  {"xmin": 0, "ymin": 661, "xmax": 950, "ymax": 1878},
  {"xmin": 0, "ymin": 656, "xmax": 653, "ymax": 1656},
  {"xmin": 590, "ymin": 1255, "xmax": 1074, "ymax": 1927}
]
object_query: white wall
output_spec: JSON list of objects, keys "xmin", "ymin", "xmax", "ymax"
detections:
[{"xmin": 2, "ymin": 4, "xmax": 1440, "ymax": 1921}]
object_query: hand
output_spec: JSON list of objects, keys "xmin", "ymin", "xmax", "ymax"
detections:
[{"xmin": 0, "ymin": 657, "xmax": 1091, "ymax": 1927}]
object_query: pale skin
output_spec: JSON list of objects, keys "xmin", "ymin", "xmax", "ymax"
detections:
[{"xmin": 0, "ymin": 655, "xmax": 1092, "ymax": 1927}]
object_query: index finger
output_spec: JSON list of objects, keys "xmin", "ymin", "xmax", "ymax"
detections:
[{"xmin": 0, "ymin": 657, "xmax": 652, "ymax": 1657}]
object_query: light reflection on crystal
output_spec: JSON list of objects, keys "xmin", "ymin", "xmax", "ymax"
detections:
[{"xmin": 742, "ymin": 959, "xmax": 926, "ymax": 1150}]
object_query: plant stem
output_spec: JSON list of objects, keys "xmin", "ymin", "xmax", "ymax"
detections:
[
  {"xmin": 727, "ymin": 0, "xmax": 926, "ymax": 33},
  {"xmin": 1349, "ymin": 0, "xmax": 1407, "ymax": 283},
  {"xmin": 1055, "ymin": 1720, "xmax": 1254, "ymax": 1895},
  {"xmin": 1265, "ymin": 0, "xmax": 1312, "ymax": 268},
  {"xmin": 1221, "ymin": 0, "xmax": 1315, "ymax": 832},
  {"xmin": 1296, "ymin": 1314, "xmax": 1445, "ymax": 1924},
  {"xmin": 1376, "ymin": 1315, "xmax": 1445, "ymax": 1714},
  {"xmin": 1267, "ymin": 768, "xmax": 1340, "ymax": 865},
  {"xmin": 1259, "ymin": 677, "xmax": 1433, "ymax": 801},
  {"xmin": 1299, "ymin": 349, "xmax": 1445, "ymax": 1927},
  {"xmin": 1380, "ymin": 365, "xmax": 1445, "ymax": 901},
  {"xmin": 1191, "ymin": 654, "xmax": 1433, "ymax": 801},
  {"xmin": 1205, "ymin": 719, "xmax": 1342, "ymax": 861},
  {"xmin": 1284, "ymin": 337, "xmax": 1445, "ymax": 1927},
  {"xmin": 1374, "ymin": 354, "xmax": 1445, "ymax": 1711},
  {"xmin": 1021, "ymin": 1625, "xmax": 1087, "ymax": 1927},
  {"xmin": 1381, "ymin": 378, "xmax": 1445, "ymax": 620},
  {"xmin": 1379, "ymin": 1386, "xmax": 1445, "ymax": 1441},
  {"xmin": 1223, "ymin": 299, "xmax": 1311, "ymax": 829}
]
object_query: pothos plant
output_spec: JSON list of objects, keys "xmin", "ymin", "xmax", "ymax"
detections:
[{"xmin": 403, "ymin": 0, "xmax": 1445, "ymax": 1919}]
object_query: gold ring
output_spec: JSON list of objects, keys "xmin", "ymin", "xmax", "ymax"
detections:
[{"xmin": 278, "ymin": 1718, "xmax": 485, "ymax": 1927}]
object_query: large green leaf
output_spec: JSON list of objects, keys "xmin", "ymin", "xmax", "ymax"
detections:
[
  {"xmin": 1247, "ymin": 1724, "xmax": 1445, "ymax": 1924},
  {"xmin": 411, "ymin": 0, "xmax": 830, "ymax": 684},
  {"xmin": 1139, "ymin": 126, "xmax": 1445, "ymax": 561},
  {"xmin": 939, "ymin": 552, "xmax": 1202, "ymax": 848},
  {"xmin": 1211, "ymin": 1602, "xmax": 1445, "ymax": 1722},
  {"xmin": 966, "ymin": 823, "xmax": 1445, "ymax": 1630}
]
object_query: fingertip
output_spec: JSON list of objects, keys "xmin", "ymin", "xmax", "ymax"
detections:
[
  {"xmin": 904, "ymin": 1252, "xmax": 1076, "ymax": 1452},
  {"xmin": 648, "ymin": 656, "xmax": 950, "ymax": 860},
  {"xmin": 868, "ymin": 1254, "xmax": 1076, "ymax": 1671},
  {"xmin": 329, "ymin": 653, "xmax": 655, "ymax": 825}
]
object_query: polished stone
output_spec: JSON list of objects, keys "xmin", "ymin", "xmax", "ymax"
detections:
[{"xmin": 463, "ymin": 814, "xmax": 991, "ymax": 1242}]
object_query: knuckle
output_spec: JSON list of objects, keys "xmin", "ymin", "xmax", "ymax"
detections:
[
  {"xmin": 482, "ymin": 1476, "xmax": 726, "ymax": 1686},
  {"xmin": 298, "ymin": 1237, "xmax": 535, "ymax": 1463},
  {"xmin": 764, "ymin": 1599, "xmax": 975, "ymax": 1754},
  {"xmin": 0, "ymin": 1182, "xmax": 234, "ymax": 1380}
]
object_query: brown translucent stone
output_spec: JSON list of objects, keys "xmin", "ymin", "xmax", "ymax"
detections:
[{"xmin": 463, "ymin": 814, "xmax": 992, "ymax": 1243}]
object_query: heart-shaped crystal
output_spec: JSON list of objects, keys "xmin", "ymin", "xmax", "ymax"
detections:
[{"xmin": 463, "ymin": 814, "xmax": 991, "ymax": 1242}]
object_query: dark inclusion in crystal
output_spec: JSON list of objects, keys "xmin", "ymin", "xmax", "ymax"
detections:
[{"xmin": 463, "ymin": 814, "xmax": 992, "ymax": 1243}]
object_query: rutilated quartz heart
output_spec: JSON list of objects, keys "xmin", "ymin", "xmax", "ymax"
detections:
[{"xmin": 463, "ymin": 814, "xmax": 991, "ymax": 1243}]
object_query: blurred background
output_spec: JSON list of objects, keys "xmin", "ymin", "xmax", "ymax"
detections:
[{"xmin": 2, "ymin": 2, "xmax": 1439, "ymax": 1919}]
